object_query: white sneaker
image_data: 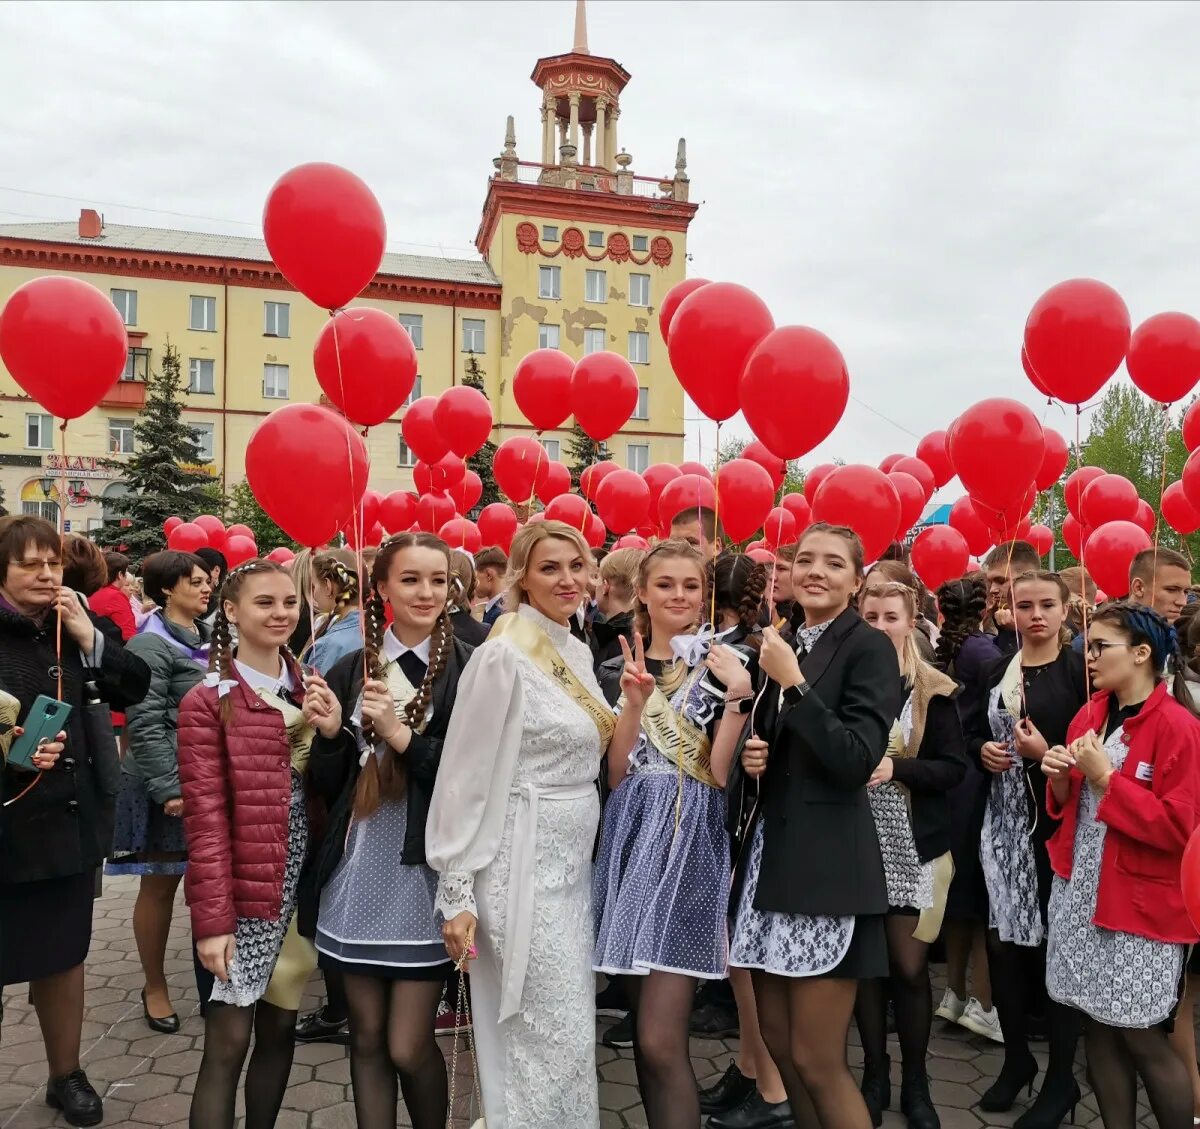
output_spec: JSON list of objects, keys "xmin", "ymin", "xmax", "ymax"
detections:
[
  {"xmin": 958, "ymin": 997, "xmax": 1004, "ymax": 1043},
  {"xmin": 934, "ymin": 987, "xmax": 966, "ymax": 1023}
]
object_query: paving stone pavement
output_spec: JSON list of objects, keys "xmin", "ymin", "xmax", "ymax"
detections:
[{"xmin": 0, "ymin": 877, "xmax": 1166, "ymax": 1128}]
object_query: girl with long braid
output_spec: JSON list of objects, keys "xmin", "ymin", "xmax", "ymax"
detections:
[
  {"xmin": 304, "ymin": 533, "xmax": 475, "ymax": 1129},
  {"xmin": 301, "ymin": 550, "xmax": 363, "ymax": 675}
]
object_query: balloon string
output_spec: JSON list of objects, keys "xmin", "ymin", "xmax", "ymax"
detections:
[
  {"xmin": 1150, "ymin": 402, "xmax": 1172, "ymax": 611},
  {"xmin": 710, "ymin": 420, "xmax": 722, "ymax": 630},
  {"xmin": 524, "ymin": 437, "xmax": 545, "ymax": 517},
  {"xmin": 1075, "ymin": 404, "xmax": 1090, "ymax": 700},
  {"xmin": 55, "ymin": 421, "xmax": 68, "ymax": 702}
]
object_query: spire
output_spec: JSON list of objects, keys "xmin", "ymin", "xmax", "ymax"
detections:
[{"xmin": 573, "ymin": 0, "xmax": 589, "ymax": 54}]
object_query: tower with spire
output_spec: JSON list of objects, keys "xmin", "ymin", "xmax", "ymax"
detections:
[{"xmin": 478, "ymin": 0, "xmax": 697, "ymax": 472}]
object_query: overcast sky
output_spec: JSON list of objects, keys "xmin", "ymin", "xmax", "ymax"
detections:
[{"xmin": 2, "ymin": 0, "xmax": 1198, "ymax": 495}]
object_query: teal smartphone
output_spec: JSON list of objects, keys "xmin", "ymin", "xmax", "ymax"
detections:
[{"xmin": 6, "ymin": 695, "xmax": 73, "ymax": 770}]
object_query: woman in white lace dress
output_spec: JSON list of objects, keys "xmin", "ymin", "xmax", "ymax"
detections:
[{"xmin": 426, "ymin": 521, "xmax": 644, "ymax": 1129}]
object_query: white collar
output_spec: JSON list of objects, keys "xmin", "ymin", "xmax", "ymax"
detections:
[
  {"xmin": 234, "ymin": 657, "xmax": 293, "ymax": 695},
  {"xmin": 382, "ymin": 630, "xmax": 431, "ymax": 665},
  {"xmin": 517, "ymin": 601, "xmax": 572, "ymax": 646},
  {"xmin": 485, "ymin": 593, "xmax": 506, "ymax": 611}
]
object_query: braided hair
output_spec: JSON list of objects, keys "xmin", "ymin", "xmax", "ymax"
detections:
[
  {"xmin": 710, "ymin": 551, "xmax": 768, "ymax": 644},
  {"xmin": 308, "ymin": 550, "xmax": 361, "ymax": 646},
  {"xmin": 354, "ymin": 532, "xmax": 456, "ymax": 818},
  {"xmin": 1092, "ymin": 599, "xmax": 1199, "ymax": 718},
  {"xmin": 632, "ymin": 539, "xmax": 705, "ymax": 642},
  {"xmin": 935, "ymin": 575, "xmax": 988, "ymax": 675}
]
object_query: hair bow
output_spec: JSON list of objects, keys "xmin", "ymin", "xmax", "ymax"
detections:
[
  {"xmin": 669, "ymin": 624, "xmax": 716, "ymax": 667},
  {"xmin": 202, "ymin": 671, "xmax": 239, "ymax": 699}
]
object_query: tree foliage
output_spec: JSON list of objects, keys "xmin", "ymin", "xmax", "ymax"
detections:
[
  {"xmin": 224, "ymin": 480, "xmax": 299, "ymax": 552},
  {"xmin": 567, "ymin": 425, "xmax": 609, "ymax": 490}
]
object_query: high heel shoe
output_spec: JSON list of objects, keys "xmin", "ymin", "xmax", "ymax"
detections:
[
  {"xmin": 900, "ymin": 1073, "xmax": 940, "ymax": 1129},
  {"xmin": 860, "ymin": 1054, "xmax": 891, "ymax": 1128},
  {"xmin": 141, "ymin": 989, "xmax": 180, "ymax": 1035},
  {"xmin": 1013, "ymin": 1081, "xmax": 1082, "ymax": 1129},
  {"xmin": 979, "ymin": 1053, "xmax": 1038, "ymax": 1113}
]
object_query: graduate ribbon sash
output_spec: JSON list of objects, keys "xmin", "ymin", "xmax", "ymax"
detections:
[{"xmin": 633, "ymin": 681, "xmax": 718, "ymax": 790}]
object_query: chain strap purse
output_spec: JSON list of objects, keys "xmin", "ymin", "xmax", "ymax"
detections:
[{"xmin": 446, "ymin": 952, "xmax": 485, "ymax": 1129}]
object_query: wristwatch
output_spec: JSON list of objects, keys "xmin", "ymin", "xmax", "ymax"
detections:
[
  {"xmin": 730, "ymin": 696, "xmax": 754, "ymax": 715},
  {"xmin": 781, "ymin": 681, "xmax": 811, "ymax": 708}
]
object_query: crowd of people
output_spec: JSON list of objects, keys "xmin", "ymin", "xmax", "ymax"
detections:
[{"xmin": 2, "ymin": 506, "xmax": 1200, "ymax": 1129}]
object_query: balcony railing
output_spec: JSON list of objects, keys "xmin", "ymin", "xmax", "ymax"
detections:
[{"xmin": 509, "ymin": 160, "xmax": 680, "ymax": 200}]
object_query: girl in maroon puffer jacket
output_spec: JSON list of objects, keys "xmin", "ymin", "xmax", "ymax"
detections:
[{"xmin": 178, "ymin": 560, "xmax": 341, "ymax": 1129}]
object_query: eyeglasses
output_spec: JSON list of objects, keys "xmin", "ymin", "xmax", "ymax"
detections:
[
  {"xmin": 12, "ymin": 558, "xmax": 62, "ymax": 572},
  {"xmin": 1086, "ymin": 640, "xmax": 1131, "ymax": 659}
]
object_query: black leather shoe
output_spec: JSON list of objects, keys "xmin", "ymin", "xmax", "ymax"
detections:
[
  {"xmin": 141, "ymin": 990, "xmax": 180, "ymax": 1035},
  {"xmin": 601, "ymin": 1012, "xmax": 634, "ymax": 1049},
  {"xmin": 860, "ymin": 1054, "xmax": 891, "ymax": 1128},
  {"xmin": 294, "ymin": 1005, "xmax": 349, "ymax": 1045},
  {"xmin": 709, "ymin": 1090, "xmax": 794, "ymax": 1128},
  {"xmin": 689, "ymin": 1000, "xmax": 740, "ymax": 1038},
  {"xmin": 46, "ymin": 1069, "xmax": 103, "ymax": 1127},
  {"xmin": 900, "ymin": 1073, "xmax": 940, "ymax": 1129},
  {"xmin": 699, "ymin": 1061, "xmax": 756, "ymax": 1114},
  {"xmin": 979, "ymin": 1053, "xmax": 1038, "ymax": 1113}
]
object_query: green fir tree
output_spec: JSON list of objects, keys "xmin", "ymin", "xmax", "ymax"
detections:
[
  {"xmin": 567, "ymin": 424, "xmax": 609, "ymax": 490},
  {"xmin": 462, "ymin": 355, "xmax": 500, "ymax": 514},
  {"xmin": 225, "ymin": 480, "xmax": 299, "ymax": 553}
]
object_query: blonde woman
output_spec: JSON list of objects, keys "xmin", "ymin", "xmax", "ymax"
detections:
[
  {"xmin": 427, "ymin": 521, "xmax": 644, "ymax": 1129},
  {"xmin": 302, "ymin": 550, "xmax": 362, "ymax": 675}
]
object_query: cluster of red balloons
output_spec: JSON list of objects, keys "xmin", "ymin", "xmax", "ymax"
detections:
[{"xmin": 163, "ymin": 514, "xmax": 264, "ymax": 568}]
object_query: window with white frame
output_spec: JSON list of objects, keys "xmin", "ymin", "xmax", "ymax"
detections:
[
  {"xmin": 633, "ymin": 387, "xmax": 650, "ymax": 420},
  {"xmin": 628, "ymin": 331, "xmax": 650, "ymax": 365},
  {"xmin": 399, "ymin": 313, "xmax": 424, "ymax": 349},
  {"xmin": 188, "ymin": 358, "xmax": 215, "ymax": 394},
  {"xmin": 26, "ymin": 413, "xmax": 53, "ymax": 450},
  {"xmin": 398, "ymin": 437, "xmax": 416, "ymax": 467},
  {"xmin": 22, "ymin": 500, "xmax": 59, "ymax": 523},
  {"xmin": 585, "ymin": 269, "xmax": 607, "ymax": 303},
  {"xmin": 588, "ymin": 230, "xmax": 604, "ymax": 248},
  {"xmin": 263, "ymin": 301, "xmax": 290, "ymax": 338},
  {"xmin": 108, "ymin": 418, "xmax": 136, "ymax": 456},
  {"xmin": 542, "ymin": 225, "xmax": 559, "ymax": 241},
  {"xmin": 111, "ymin": 288, "xmax": 137, "ymax": 325},
  {"xmin": 626, "ymin": 443, "xmax": 649, "ymax": 474},
  {"xmin": 190, "ymin": 295, "xmax": 217, "ymax": 332},
  {"xmin": 538, "ymin": 265, "xmax": 561, "ymax": 300},
  {"xmin": 543, "ymin": 439, "xmax": 561, "ymax": 461},
  {"xmin": 462, "ymin": 318, "xmax": 485, "ymax": 352},
  {"xmin": 263, "ymin": 363, "xmax": 290, "ymax": 399},
  {"xmin": 538, "ymin": 323, "xmax": 561, "ymax": 350},
  {"xmin": 583, "ymin": 328, "xmax": 606, "ymax": 354},
  {"xmin": 191, "ymin": 422, "xmax": 215, "ymax": 461},
  {"xmin": 629, "ymin": 273, "xmax": 650, "ymax": 307},
  {"xmin": 632, "ymin": 234, "xmax": 649, "ymax": 252},
  {"xmin": 406, "ymin": 375, "xmax": 423, "ymax": 406}
]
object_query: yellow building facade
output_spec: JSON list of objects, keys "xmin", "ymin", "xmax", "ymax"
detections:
[{"xmin": 0, "ymin": 4, "xmax": 695, "ymax": 531}]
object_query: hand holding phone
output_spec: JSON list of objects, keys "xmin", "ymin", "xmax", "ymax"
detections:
[{"xmin": 7, "ymin": 696, "xmax": 73, "ymax": 771}]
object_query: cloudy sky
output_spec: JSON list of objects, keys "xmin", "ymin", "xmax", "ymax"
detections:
[{"xmin": 2, "ymin": 0, "xmax": 1198, "ymax": 493}]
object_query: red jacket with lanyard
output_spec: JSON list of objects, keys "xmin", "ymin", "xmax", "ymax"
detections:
[{"xmin": 1046, "ymin": 681, "xmax": 1200, "ymax": 944}]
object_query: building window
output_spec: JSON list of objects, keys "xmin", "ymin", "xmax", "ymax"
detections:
[
  {"xmin": 190, "ymin": 295, "xmax": 217, "ymax": 332},
  {"xmin": 538, "ymin": 324, "xmax": 561, "ymax": 350},
  {"xmin": 123, "ymin": 347, "xmax": 150, "ymax": 381},
  {"xmin": 542, "ymin": 225, "xmax": 559, "ymax": 241},
  {"xmin": 406, "ymin": 375, "xmax": 423, "ymax": 406},
  {"xmin": 538, "ymin": 265, "xmax": 561, "ymax": 300},
  {"xmin": 629, "ymin": 273, "xmax": 651, "ymax": 307},
  {"xmin": 111, "ymin": 288, "xmax": 137, "ymax": 326},
  {"xmin": 633, "ymin": 386, "xmax": 650, "ymax": 420},
  {"xmin": 399, "ymin": 313, "xmax": 424, "ymax": 349},
  {"xmin": 264, "ymin": 301, "xmax": 290, "ymax": 338},
  {"xmin": 627, "ymin": 443, "xmax": 649, "ymax": 474},
  {"xmin": 588, "ymin": 229, "xmax": 604, "ymax": 248},
  {"xmin": 263, "ymin": 363, "xmax": 290, "ymax": 399},
  {"xmin": 628, "ymin": 331, "xmax": 650, "ymax": 365},
  {"xmin": 583, "ymin": 328, "xmax": 606, "ymax": 355},
  {"xmin": 585, "ymin": 269, "xmax": 607, "ymax": 303},
  {"xmin": 398, "ymin": 437, "xmax": 416, "ymax": 467},
  {"xmin": 543, "ymin": 439, "xmax": 561, "ymax": 462},
  {"xmin": 188, "ymin": 358, "xmax": 215, "ymax": 394},
  {"xmin": 26, "ymin": 413, "xmax": 53, "ymax": 450},
  {"xmin": 108, "ymin": 418, "xmax": 136, "ymax": 456},
  {"xmin": 191, "ymin": 422, "xmax": 215, "ymax": 461},
  {"xmin": 22, "ymin": 501, "xmax": 59, "ymax": 523},
  {"xmin": 632, "ymin": 234, "xmax": 649, "ymax": 253},
  {"xmin": 462, "ymin": 318, "xmax": 485, "ymax": 353}
]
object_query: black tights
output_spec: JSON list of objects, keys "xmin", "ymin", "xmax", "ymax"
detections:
[
  {"xmin": 342, "ymin": 972, "xmax": 447, "ymax": 1129},
  {"xmin": 624, "ymin": 972, "xmax": 701, "ymax": 1129},
  {"xmin": 854, "ymin": 914, "xmax": 931, "ymax": 1080},
  {"xmin": 1085, "ymin": 1019, "xmax": 1193, "ymax": 1129},
  {"xmin": 189, "ymin": 1000, "xmax": 297, "ymax": 1129}
]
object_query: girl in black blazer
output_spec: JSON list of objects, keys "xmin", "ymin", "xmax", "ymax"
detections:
[
  {"xmin": 855, "ymin": 580, "xmax": 967, "ymax": 1129},
  {"xmin": 730, "ymin": 524, "xmax": 902, "ymax": 1129}
]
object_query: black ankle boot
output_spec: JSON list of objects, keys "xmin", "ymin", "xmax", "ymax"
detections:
[
  {"xmin": 901, "ymin": 1073, "xmax": 940, "ymax": 1129},
  {"xmin": 1013, "ymin": 1079, "xmax": 1082, "ymax": 1129},
  {"xmin": 860, "ymin": 1054, "xmax": 891, "ymax": 1128},
  {"xmin": 979, "ymin": 1053, "xmax": 1039, "ymax": 1113}
]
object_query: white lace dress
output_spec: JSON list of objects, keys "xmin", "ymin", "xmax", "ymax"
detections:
[{"xmin": 426, "ymin": 604, "xmax": 606, "ymax": 1129}]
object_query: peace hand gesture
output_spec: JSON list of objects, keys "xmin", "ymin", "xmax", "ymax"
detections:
[{"xmin": 619, "ymin": 632, "xmax": 656, "ymax": 710}]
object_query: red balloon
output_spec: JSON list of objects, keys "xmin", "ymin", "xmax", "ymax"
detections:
[
  {"xmin": 414, "ymin": 454, "xmax": 467, "ymax": 495},
  {"xmin": 247, "ymin": 405, "xmax": 370, "ymax": 547},
  {"xmin": 950, "ymin": 399, "xmax": 1045, "ymax": 511},
  {"xmin": 803, "ymin": 463, "xmax": 835, "ymax": 506},
  {"xmin": 580, "ymin": 460, "xmax": 619, "ymax": 501},
  {"xmin": 678, "ymin": 462, "xmax": 713, "ymax": 481},
  {"xmin": 439, "ymin": 518, "xmax": 483, "ymax": 554},
  {"xmin": 313, "ymin": 308, "xmax": 417, "ymax": 427},
  {"xmin": 571, "ymin": 352, "xmax": 639, "ymax": 441},
  {"xmin": 0, "ymin": 276, "xmax": 129, "ymax": 420},
  {"xmin": 780, "ymin": 492, "xmax": 811, "ymax": 529},
  {"xmin": 763, "ymin": 507, "xmax": 798, "ymax": 551},
  {"xmin": 1023, "ymin": 279, "xmax": 1131, "ymax": 405},
  {"xmin": 226, "ymin": 524, "xmax": 254, "ymax": 542},
  {"xmin": 910, "ymin": 526, "xmax": 970, "ymax": 591},
  {"xmin": 669, "ymin": 282, "xmax": 775, "ymax": 422},
  {"xmin": 1127, "ymin": 312, "xmax": 1200, "ymax": 404},
  {"xmin": 879, "ymin": 454, "xmax": 906, "ymax": 473},
  {"xmin": 1185, "ymin": 401, "xmax": 1200, "ymax": 454},
  {"xmin": 811, "ymin": 465, "xmax": 902, "ymax": 563},
  {"xmin": 742, "ymin": 441, "xmax": 787, "ymax": 492},
  {"xmin": 971, "ymin": 484, "xmax": 1037, "ymax": 536},
  {"xmin": 545, "ymin": 493, "xmax": 591, "ymax": 529},
  {"xmin": 658, "ymin": 474, "xmax": 718, "ymax": 529},
  {"xmin": 1062, "ymin": 514, "xmax": 1089, "ymax": 560},
  {"xmin": 1081, "ymin": 474, "xmax": 1139, "ymax": 529},
  {"xmin": 513, "ymin": 349, "xmax": 575, "ymax": 432},
  {"xmin": 1184, "ymin": 449, "xmax": 1200, "ymax": 515},
  {"xmin": 642, "ymin": 464, "xmax": 682, "ymax": 510},
  {"xmin": 1163, "ymin": 481, "xmax": 1200, "ymax": 536},
  {"xmin": 494, "ymin": 437, "xmax": 551, "ymax": 503},
  {"xmin": 224, "ymin": 534, "xmax": 258, "ymax": 568},
  {"xmin": 1134, "ymin": 499, "xmax": 1156, "ymax": 538},
  {"xmin": 359, "ymin": 490, "xmax": 384, "ymax": 534},
  {"xmin": 262, "ymin": 162, "xmax": 385, "ymax": 311},
  {"xmin": 447, "ymin": 471, "xmax": 483, "ymax": 514},
  {"xmin": 747, "ymin": 547, "xmax": 775, "ymax": 565},
  {"xmin": 636, "ymin": 521, "xmax": 664, "ymax": 542},
  {"xmin": 380, "ymin": 491, "xmax": 418, "ymax": 533},
  {"xmin": 1064, "ymin": 466, "xmax": 1107, "ymax": 519},
  {"xmin": 740, "ymin": 326, "xmax": 849, "ymax": 459},
  {"xmin": 403, "ymin": 398, "xmax": 450, "ymax": 465},
  {"xmin": 586, "ymin": 513, "xmax": 607, "ymax": 550},
  {"xmin": 596, "ymin": 470, "xmax": 651, "ymax": 534},
  {"xmin": 1182, "ymin": 828, "xmax": 1200, "ymax": 934},
  {"xmin": 536, "ymin": 461, "xmax": 572, "ymax": 506},
  {"xmin": 345, "ymin": 520, "xmax": 383, "ymax": 551},
  {"xmin": 659, "ymin": 278, "xmax": 711, "ymax": 343},
  {"xmin": 614, "ymin": 535, "xmax": 651, "ymax": 551},
  {"xmin": 266, "ymin": 547, "xmax": 295, "ymax": 564},
  {"xmin": 1021, "ymin": 345, "xmax": 1055, "ymax": 399},
  {"xmin": 477, "ymin": 503, "xmax": 519, "ymax": 553},
  {"xmin": 1036, "ymin": 429, "xmax": 1070, "ymax": 492},
  {"xmin": 715, "ymin": 459, "xmax": 776, "ymax": 543},
  {"xmin": 916, "ymin": 431, "xmax": 954, "ymax": 489},
  {"xmin": 891, "ymin": 457, "xmax": 935, "ymax": 502},
  {"xmin": 948, "ymin": 497, "xmax": 994, "ymax": 557},
  {"xmin": 167, "ymin": 522, "xmax": 208, "ymax": 553},
  {"xmin": 194, "ymin": 515, "xmax": 226, "ymax": 548},
  {"xmin": 435, "ymin": 386, "xmax": 494, "ymax": 459},
  {"xmin": 415, "ymin": 493, "xmax": 456, "ymax": 534},
  {"xmin": 888, "ymin": 472, "xmax": 926, "ymax": 537},
  {"xmin": 527, "ymin": 512, "xmax": 547, "ymax": 525},
  {"xmin": 1085, "ymin": 521, "xmax": 1151, "ymax": 598},
  {"xmin": 163, "ymin": 516, "xmax": 183, "ymax": 537},
  {"xmin": 1027, "ymin": 524, "xmax": 1054, "ymax": 557}
]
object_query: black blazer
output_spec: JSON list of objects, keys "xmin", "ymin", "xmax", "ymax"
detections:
[
  {"xmin": 298, "ymin": 635, "xmax": 474, "ymax": 937},
  {"xmin": 731, "ymin": 607, "xmax": 901, "ymax": 918},
  {"xmin": 450, "ymin": 609, "xmax": 489, "ymax": 647},
  {"xmin": 893, "ymin": 691, "xmax": 968, "ymax": 862}
]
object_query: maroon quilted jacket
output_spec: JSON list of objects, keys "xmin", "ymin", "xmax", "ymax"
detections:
[{"xmin": 177, "ymin": 656, "xmax": 310, "ymax": 941}]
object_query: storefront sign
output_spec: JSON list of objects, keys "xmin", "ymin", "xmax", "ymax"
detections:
[{"xmin": 42, "ymin": 455, "xmax": 118, "ymax": 481}]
